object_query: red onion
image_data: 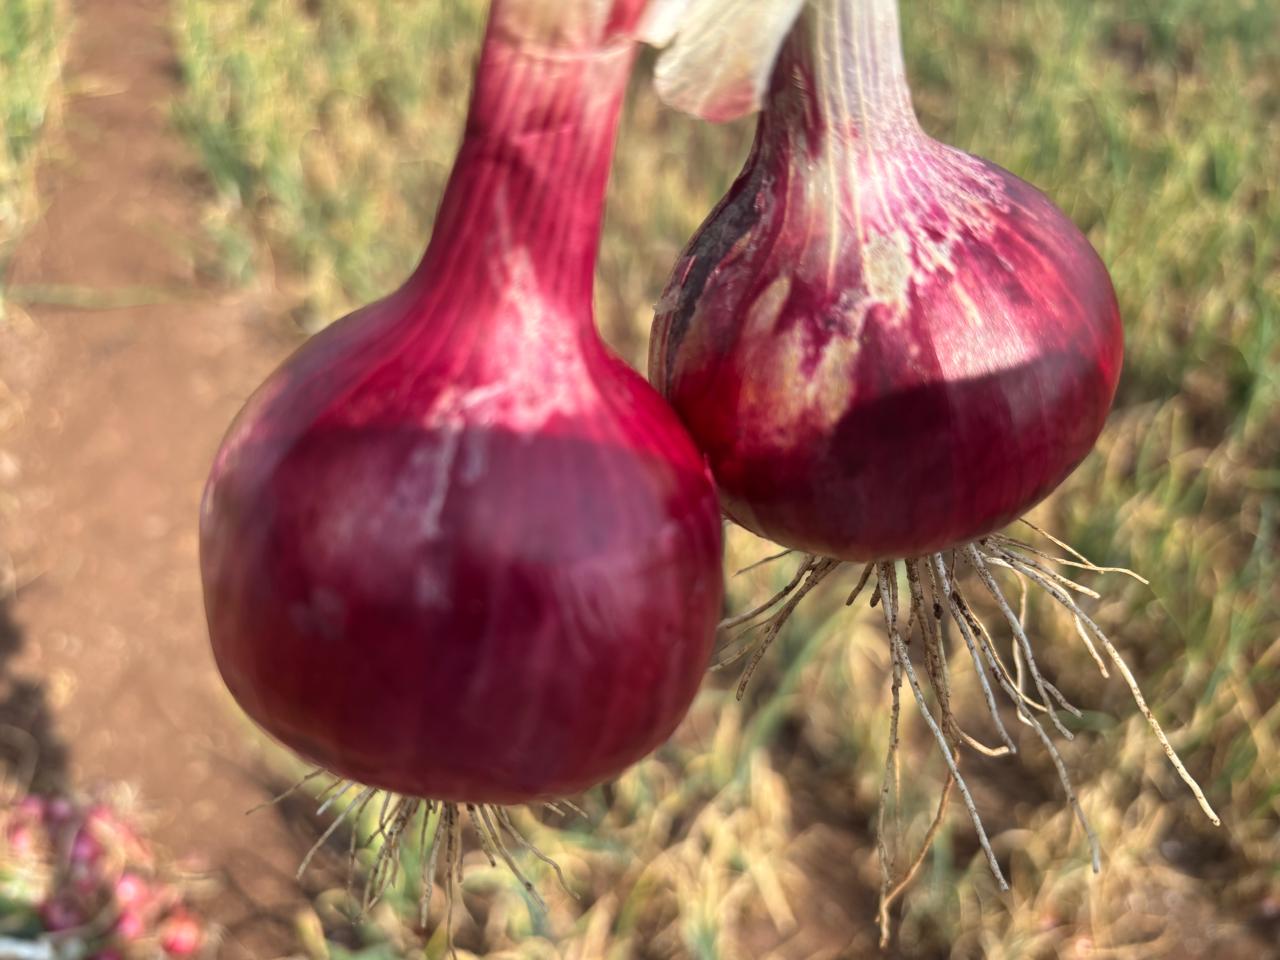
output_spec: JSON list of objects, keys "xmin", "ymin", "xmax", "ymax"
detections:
[
  {"xmin": 646, "ymin": 0, "xmax": 1217, "ymax": 933},
  {"xmin": 650, "ymin": 0, "xmax": 1123, "ymax": 561},
  {"xmin": 158, "ymin": 909, "xmax": 203, "ymax": 956},
  {"xmin": 199, "ymin": 0, "xmax": 723, "ymax": 814}
]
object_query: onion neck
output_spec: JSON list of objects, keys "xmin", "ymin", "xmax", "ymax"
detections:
[
  {"xmin": 413, "ymin": 24, "xmax": 634, "ymax": 315},
  {"xmin": 762, "ymin": 0, "xmax": 921, "ymax": 155}
]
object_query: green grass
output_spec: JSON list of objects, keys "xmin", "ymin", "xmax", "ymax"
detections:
[
  {"xmin": 170, "ymin": 0, "xmax": 744, "ymax": 343},
  {"xmin": 173, "ymin": 0, "xmax": 1279, "ymax": 956},
  {"xmin": 172, "ymin": 0, "xmax": 485, "ymax": 326},
  {"xmin": 0, "ymin": 0, "xmax": 67, "ymax": 309}
]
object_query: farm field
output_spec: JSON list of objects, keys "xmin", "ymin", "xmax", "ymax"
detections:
[{"xmin": 1, "ymin": 0, "xmax": 1277, "ymax": 957}]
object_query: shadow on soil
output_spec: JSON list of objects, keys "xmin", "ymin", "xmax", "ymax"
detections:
[
  {"xmin": 0, "ymin": 593, "xmax": 69, "ymax": 794},
  {"xmin": 195, "ymin": 756, "xmax": 370, "ymax": 954}
]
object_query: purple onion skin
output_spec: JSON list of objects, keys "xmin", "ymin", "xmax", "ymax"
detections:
[
  {"xmin": 650, "ymin": 12, "xmax": 1123, "ymax": 562},
  {"xmin": 200, "ymin": 24, "xmax": 723, "ymax": 806}
]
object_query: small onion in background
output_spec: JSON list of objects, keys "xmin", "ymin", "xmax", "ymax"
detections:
[{"xmin": 0, "ymin": 791, "xmax": 208, "ymax": 958}]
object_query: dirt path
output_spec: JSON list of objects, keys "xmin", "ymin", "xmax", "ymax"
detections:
[{"xmin": 0, "ymin": 1, "xmax": 323, "ymax": 955}]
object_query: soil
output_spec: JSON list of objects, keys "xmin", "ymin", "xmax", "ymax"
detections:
[{"xmin": 0, "ymin": 1, "xmax": 323, "ymax": 956}]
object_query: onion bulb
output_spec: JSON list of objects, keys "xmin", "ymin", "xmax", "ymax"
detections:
[
  {"xmin": 650, "ymin": 0, "xmax": 1122, "ymax": 561},
  {"xmin": 198, "ymin": 0, "xmax": 723, "ymax": 911},
  {"xmin": 647, "ymin": 0, "xmax": 1217, "ymax": 936}
]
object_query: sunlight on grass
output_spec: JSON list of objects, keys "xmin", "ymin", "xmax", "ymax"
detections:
[
  {"xmin": 171, "ymin": 0, "xmax": 745, "ymax": 348},
  {"xmin": 173, "ymin": 0, "xmax": 1279, "ymax": 955},
  {"xmin": 0, "ymin": 0, "xmax": 67, "ymax": 310}
]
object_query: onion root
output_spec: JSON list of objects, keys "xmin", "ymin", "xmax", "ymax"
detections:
[{"xmin": 719, "ymin": 525, "xmax": 1219, "ymax": 946}]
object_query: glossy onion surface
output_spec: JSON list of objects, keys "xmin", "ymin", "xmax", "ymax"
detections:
[
  {"xmin": 200, "ymin": 27, "xmax": 723, "ymax": 805},
  {"xmin": 650, "ymin": 2, "xmax": 1123, "ymax": 562}
]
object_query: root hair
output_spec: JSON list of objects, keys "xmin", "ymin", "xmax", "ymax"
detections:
[
  {"xmin": 252, "ymin": 776, "xmax": 573, "ymax": 953},
  {"xmin": 721, "ymin": 526, "xmax": 1219, "ymax": 945}
]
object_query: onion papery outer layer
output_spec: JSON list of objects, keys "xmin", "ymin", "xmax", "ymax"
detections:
[
  {"xmin": 200, "ymin": 16, "xmax": 723, "ymax": 806},
  {"xmin": 650, "ymin": 0, "xmax": 1123, "ymax": 562}
]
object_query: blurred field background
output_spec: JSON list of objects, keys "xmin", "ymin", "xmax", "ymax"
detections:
[
  {"xmin": 0, "ymin": 0, "xmax": 66, "ymax": 315},
  {"xmin": 3, "ymin": 0, "xmax": 1279, "ymax": 957}
]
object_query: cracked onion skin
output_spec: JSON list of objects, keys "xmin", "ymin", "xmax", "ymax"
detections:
[
  {"xmin": 649, "ymin": 0, "xmax": 1123, "ymax": 563},
  {"xmin": 199, "ymin": 13, "xmax": 723, "ymax": 806}
]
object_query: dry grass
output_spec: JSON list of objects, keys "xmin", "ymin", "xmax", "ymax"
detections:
[
  {"xmin": 1, "ymin": 0, "xmax": 67, "ymax": 598},
  {"xmin": 170, "ymin": 0, "xmax": 1279, "ymax": 956},
  {"xmin": 0, "ymin": 0, "xmax": 67, "ymax": 315}
]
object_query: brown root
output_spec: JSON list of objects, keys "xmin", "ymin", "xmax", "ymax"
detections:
[
  {"xmin": 721, "ymin": 526, "xmax": 1219, "ymax": 945},
  {"xmin": 878, "ymin": 772, "xmax": 954, "ymax": 949},
  {"xmin": 252, "ymin": 774, "xmax": 574, "ymax": 952},
  {"xmin": 712, "ymin": 556, "xmax": 843, "ymax": 696},
  {"xmin": 875, "ymin": 561, "xmax": 1008, "ymax": 893},
  {"xmin": 982, "ymin": 538, "xmax": 1219, "ymax": 824}
]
